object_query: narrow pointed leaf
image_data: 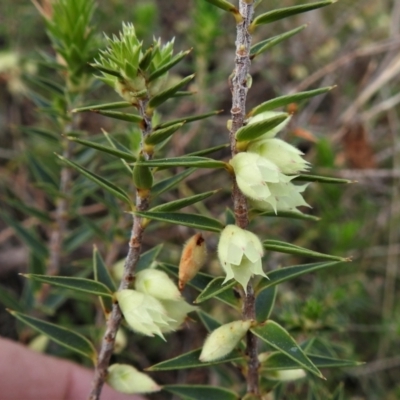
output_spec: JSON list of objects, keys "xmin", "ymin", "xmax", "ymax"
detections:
[
  {"xmin": 156, "ymin": 110, "xmax": 223, "ymax": 129},
  {"xmin": 263, "ymin": 240, "xmax": 348, "ymax": 261},
  {"xmin": 195, "ymin": 277, "xmax": 236, "ymax": 304},
  {"xmin": 151, "ymin": 168, "xmax": 195, "ymax": 196},
  {"xmin": 57, "ymin": 156, "xmax": 131, "ymax": 205},
  {"xmin": 145, "ymin": 122, "xmax": 185, "ymax": 146},
  {"xmin": 93, "ymin": 246, "xmax": 116, "ymax": 291},
  {"xmin": 90, "ymin": 63, "xmax": 124, "ymax": 79},
  {"xmin": 172, "ymin": 90, "xmax": 194, "ymax": 98},
  {"xmin": 187, "ymin": 144, "xmax": 229, "ymax": 157},
  {"xmin": 261, "ymin": 351, "xmax": 362, "ymax": 371},
  {"xmin": 136, "ymin": 244, "xmax": 163, "ymax": 272},
  {"xmin": 197, "ymin": 310, "xmax": 222, "ymax": 332},
  {"xmin": 151, "ymin": 190, "xmax": 218, "ymax": 212},
  {"xmin": 255, "ymin": 285, "xmax": 277, "ymax": 322},
  {"xmin": 147, "ymin": 348, "xmax": 243, "ymax": 371},
  {"xmin": 136, "ymin": 156, "xmax": 226, "ymax": 169},
  {"xmin": 250, "ymin": 1, "xmax": 336, "ymax": 31},
  {"xmin": 67, "ymin": 137, "xmax": 136, "ymax": 162},
  {"xmin": 147, "ymin": 50, "xmax": 191, "ymax": 82},
  {"xmin": 20, "ymin": 126, "xmax": 58, "ymax": 142},
  {"xmin": 236, "ymin": 114, "xmax": 288, "ymax": 142},
  {"xmin": 250, "ymin": 25, "xmax": 307, "ymax": 59},
  {"xmin": 249, "ymin": 87, "xmax": 334, "ymax": 116},
  {"xmin": 9, "ymin": 310, "xmax": 96, "ymax": 361},
  {"xmin": 148, "ymin": 74, "xmax": 195, "ymax": 109},
  {"xmin": 162, "ymin": 384, "xmax": 239, "ymax": 400},
  {"xmin": 251, "ymin": 321, "xmax": 323, "ymax": 378},
  {"xmin": 23, "ymin": 274, "xmax": 113, "ymax": 298},
  {"xmin": 257, "ymin": 261, "xmax": 340, "ymax": 291},
  {"xmin": 254, "ymin": 210, "xmax": 320, "ymax": 221},
  {"xmin": 134, "ymin": 211, "xmax": 224, "ymax": 232},
  {"xmin": 0, "ymin": 212, "xmax": 48, "ymax": 259},
  {"xmin": 293, "ymin": 174, "xmax": 352, "ymax": 184},
  {"xmin": 5, "ymin": 199, "xmax": 52, "ymax": 223},
  {"xmin": 72, "ymin": 101, "xmax": 131, "ymax": 113},
  {"xmin": 203, "ymin": 0, "xmax": 237, "ymax": 13},
  {"xmin": 91, "ymin": 110, "xmax": 142, "ymax": 123},
  {"xmin": 24, "ymin": 75, "xmax": 64, "ymax": 96}
]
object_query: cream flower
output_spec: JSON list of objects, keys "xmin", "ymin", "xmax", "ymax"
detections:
[
  {"xmin": 135, "ymin": 268, "xmax": 181, "ymax": 300},
  {"xmin": 230, "ymin": 152, "xmax": 293, "ymax": 201},
  {"xmin": 218, "ymin": 225, "xmax": 266, "ymax": 291},
  {"xmin": 246, "ymin": 111, "xmax": 291, "ymax": 140},
  {"xmin": 248, "ymin": 138, "xmax": 310, "ymax": 174},
  {"xmin": 116, "ymin": 289, "xmax": 175, "ymax": 340},
  {"xmin": 251, "ymin": 183, "xmax": 310, "ymax": 213},
  {"xmin": 160, "ymin": 299, "xmax": 197, "ymax": 332}
]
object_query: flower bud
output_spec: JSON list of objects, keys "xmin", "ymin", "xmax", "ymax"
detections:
[
  {"xmin": 107, "ymin": 364, "xmax": 161, "ymax": 394},
  {"xmin": 135, "ymin": 268, "xmax": 181, "ymax": 300},
  {"xmin": 265, "ymin": 369, "xmax": 306, "ymax": 381},
  {"xmin": 116, "ymin": 289, "xmax": 175, "ymax": 340},
  {"xmin": 248, "ymin": 138, "xmax": 310, "ymax": 174},
  {"xmin": 113, "ymin": 328, "xmax": 127, "ymax": 354},
  {"xmin": 218, "ymin": 225, "xmax": 266, "ymax": 292},
  {"xmin": 230, "ymin": 152, "xmax": 293, "ymax": 202},
  {"xmin": 133, "ymin": 154, "xmax": 153, "ymax": 190},
  {"xmin": 178, "ymin": 233, "xmax": 207, "ymax": 291},
  {"xmin": 199, "ymin": 320, "xmax": 252, "ymax": 362}
]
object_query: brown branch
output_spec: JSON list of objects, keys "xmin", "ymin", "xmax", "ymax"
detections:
[
  {"xmin": 88, "ymin": 98, "xmax": 152, "ymax": 400},
  {"xmin": 229, "ymin": 1, "xmax": 259, "ymax": 395}
]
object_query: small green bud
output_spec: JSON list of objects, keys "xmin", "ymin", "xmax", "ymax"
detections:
[
  {"xmin": 199, "ymin": 320, "xmax": 252, "ymax": 362},
  {"xmin": 135, "ymin": 269, "xmax": 181, "ymax": 300}
]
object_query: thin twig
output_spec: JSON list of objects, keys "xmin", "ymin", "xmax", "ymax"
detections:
[
  {"xmin": 88, "ymin": 98, "xmax": 152, "ymax": 400},
  {"xmin": 230, "ymin": 1, "xmax": 259, "ymax": 395}
]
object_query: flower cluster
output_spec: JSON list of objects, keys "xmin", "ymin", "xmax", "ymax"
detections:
[
  {"xmin": 116, "ymin": 269, "xmax": 196, "ymax": 340},
  {"xmin": 231, "ymin": 111, "xmax": 311, "ymax": 214}
]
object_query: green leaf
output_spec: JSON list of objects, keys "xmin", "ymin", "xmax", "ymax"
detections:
[
  {"xmin": 255, "ymin": 285, "xmax": 277, "ymax": 323},
  {"xmin": 249, "ymin": 87, "xmax": 334, "ymax": 116},
  {"xmin": 195, "ymin": 277, "xmax": 236, "ymax": 304},
  {"xmin": 162, "ymin": 384, "xmax": 239, "ymax": 400},
  {"xmin": 148, "ymin": 74, "xmax": 195, "ymax": 109},
  {"xmin": 292, "ymin": 174, "xmax": 352, "ymax": 184},
  {"xmin": 257, "ymin": 261, "xmax": 340, "ymax": 291},
  {"xmin": 68, "ymin": 137, "xmax": 136, "ymax": 162},
  {"xmin": 136, "ymin": 156, "xmax": 226, "ymax": 169},
  {"xmin": 261, "ymin": 351, "xmax": 362, "ymax": 371},
  {"xmin": 150, "ymin": 190, "xmax": 218, "ymax": 212},
  {"xmin": 93, "ymin": 246, "xmax": 115, "ymax": 314},
  {"xmin": 135, "ymin": 211, "xmax": 224, "ymax": 232},
  {"xmin": 93, "ymin": 246, "xmax": 116, "ymax": 292},
  {"xmin": 0, "ymin": 212, "xmax": 48, "ymax": 259},
  {"xmin": 155, "ymin": 110, "xmax": 223, "ymax": 129},
  {"xmin": 147, "ymin": 49, "xmax": 191, "ymax": 82},
  {"xmin": 0, "ymin": 284, "xmax": 24, "ymax": 312},
  {"xmin": 151, "ymin": 168, "xmax": 195, "ymax": 197},
  {"xmin": 203, "ymin": 0, "xmax": 238, "ymax": 13},
  {"xmin": 160, "ymin": 263, "xmax": 240, "ymax": 308},
  {"xmin": 91, "ymin": 110, "xmax": 142, "ymax": 123},
  {"xmin": 5, "ymin": 199, "xmax": 52, "ymax": 223},
  {"xmin": 197, "ymin": 310, "xmax": 222, "ymax": 332},
  {"xmin": 90, "ymin": 63, "xmax": 124, "ymax": 79},
  {"xmin": 145, "ymin": 122, "xmax": 185, "ymax": 146},
  {"xmin": 251, "ymin": 321, "xmax": 323, "ymax": 378},
  {"xmin": 9, "ymin": 310, "xmax": 96, "ymax": 361},
  {"xmin": 23, "ymin": 274, "xmax": 113, "ymax": 299},
  {"xmin": 24, "ymin": 74, "xmax": 65, "ymax": 96},
  {"xmin": 236, "ymin": 114, "xmax": 288, "ymax": 142},
  {"xmin": 57, "ymin": 156, "xmax": 132, "ymax": 205},
  {"xmin": 147, "ymin": 348, "xmax": 243, "ymax": 371},
  {"xmin": 187, "ymin": 144, "xmax": 229, "ymax": 157},
  {"xmin": 263, "ymin": 240, "xmax": 348, "ymax": 262},
  {"xmin": 250, "ymin": 1, "xmax": 336, "ymax": 31},
  {"xmin": 250, "ymin": 25, "xmax": 307, "ymax": 59},
  {"xmin": 72, "ymin": 101, "xmax": 131, "ymax": 113},
  {"xmin": 253, "ymin": 210, "xmax": 320, "ymax": 222},
  {"xmin": 136, "ymin": 244, "xmax": 163, "ymax": 272}
]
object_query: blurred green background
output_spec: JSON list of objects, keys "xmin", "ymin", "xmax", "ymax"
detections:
[{"xmin": 0, "ymin": 1, "xmax": 399, "ymax": 399}]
